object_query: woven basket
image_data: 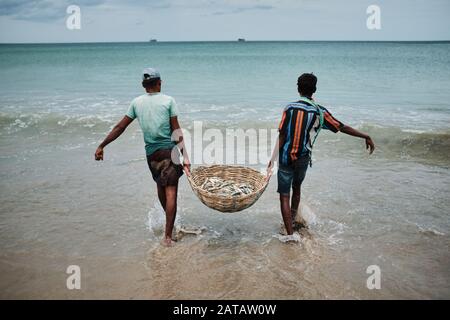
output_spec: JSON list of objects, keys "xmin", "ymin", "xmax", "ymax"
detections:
[{"xmin": 187, "ymin": 165, "xmax": 269, "ymax": 213}]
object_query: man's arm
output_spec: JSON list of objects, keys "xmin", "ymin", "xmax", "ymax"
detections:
[
  {"xmin": 267, "ymin": 108, "xmax": 289, "ymax": 180},
  {"xmin": 170, "ymin": 116, "xmax": 191, "ymax": 175},
  {"xmin": 340, "ymin": 124, "xmax": 375, "ymax": 154},
  {"xmin": 94, "ymin": 116, "xmax": 134, "ymax": 161},
  {"xmin": 267, "ymin": 134, "xmax": 284, "ymax": 180}
]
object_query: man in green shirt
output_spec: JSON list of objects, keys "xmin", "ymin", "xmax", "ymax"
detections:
[{"xmin": 95, "ymin": 68, "xmax": 190, "ymax": 247}]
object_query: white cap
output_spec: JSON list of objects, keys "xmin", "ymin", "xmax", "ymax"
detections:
[{"xmin": 142, "ymin": 67, "xmax": 161, "ymax": 80}]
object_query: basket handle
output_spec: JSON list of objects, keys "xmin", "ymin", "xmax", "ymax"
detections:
[
  {"xmin": 265, "ymin": 165, "xmax": 273, "ymax": 182},
  {"xmin": 183, "ymin": 165, "xmax": 191, "ymax": 177},
  {"xmin": 184, "ymin": 165, "xmax": 195, "ymax": 187}
]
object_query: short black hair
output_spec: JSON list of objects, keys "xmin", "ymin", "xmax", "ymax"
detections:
[
  {"xmin": 297, "ymin": 73, "xmax": 317, "ymax": 97},
  {"xmin": 142, "ymin": 76, "xmax": 160, "ymax": 89}
]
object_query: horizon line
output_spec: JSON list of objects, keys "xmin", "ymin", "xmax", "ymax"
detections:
[{"xmin": 1, "ymin": 39, "xmax": 450, "ymax": 45}]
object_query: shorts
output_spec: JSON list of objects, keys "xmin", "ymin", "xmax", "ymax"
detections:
[
  {"xmin": 147, "ymin": 148, "xmax": 183, "ymax": 187},
  {"xmin": 277, "ymin": 154, "xmax": 310, "ymax": 195}
]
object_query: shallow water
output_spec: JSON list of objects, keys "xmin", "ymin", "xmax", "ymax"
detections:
[{"xmin": 0, "ymin": 42, "xmax": 449, "ymax": 299}]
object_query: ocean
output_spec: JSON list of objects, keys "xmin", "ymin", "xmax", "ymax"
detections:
[{"xmin": 0, "ymin": 41, "xmax": 449, "ymax": 299}]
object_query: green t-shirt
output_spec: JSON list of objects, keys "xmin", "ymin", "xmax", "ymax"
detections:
[{"xmin": 126, "ymin": 93, "xmax": 179, "ymax": 156}]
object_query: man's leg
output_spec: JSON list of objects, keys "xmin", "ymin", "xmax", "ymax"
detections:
[
  {"xmin": 280, "ymin": 194, "xmax": 294, "ymax": 235},
  {"xmin": 291, "ymin": 185, "xmax": 308, "ymax": 230},
  {"xmin": 157, "ymin": 184, "xmax": 166, "ymax": 210},
  {"xmin": 291, "ymin": 185, "xmax": 301, "ymax": 220},
  {"xmin": 290, "ymin": 159, "xmax": 309, "ymax": 229},
  {"xmin": 163, "ymin": 184, "xmax": 178, "ymax": 245},
  {"xmin": 277, "ymin": 165, "xmax": 294, "ymax": 236}
]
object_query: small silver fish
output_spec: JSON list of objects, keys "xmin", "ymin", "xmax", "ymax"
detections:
[{"xmin": 200, "ymin": 177, "xmax": 254, "ymax": 197}]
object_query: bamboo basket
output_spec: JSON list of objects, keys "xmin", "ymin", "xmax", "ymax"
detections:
[{"xmin": 187, "ymin": 165, "xmax": 269, "ymax": 213}]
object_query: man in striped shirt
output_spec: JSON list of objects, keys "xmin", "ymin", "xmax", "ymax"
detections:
[{"xmin": 267, "ymin": 73, "xmax": 375, "ymax": 236}]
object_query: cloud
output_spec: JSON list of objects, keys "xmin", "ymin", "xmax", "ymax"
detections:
[
  {"xmin": 0, "ymin": 0, "xmax": 176, "ymax": 22},
  {"xmin": 0, "ymin": 0, "xmax": 105, "ymax": 21},
  {"xmin": 212, "ymin": 4, "xmax": 274, "ymax": 15},
  {"xmin": 1, "ymin": 0, "xmax": 449, "ymax": 42},
  {"xmin": 0, "ymin": 0, "xmax": 278, "ymax": 21}
]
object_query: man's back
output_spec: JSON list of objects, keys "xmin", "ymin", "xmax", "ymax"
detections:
[
  {"xmin": 278, "ymin": 99, "xmax": 344, "ymax": 165},
  {"xmin": 126, "ymin": 92, "xmax": 179, "ymax": 156}
]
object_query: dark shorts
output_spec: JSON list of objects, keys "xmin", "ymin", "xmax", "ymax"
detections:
[
  {"xmin": 277, "ymin": 154, "xmax": 310, "ymax": 195},
  {"xmin": 147, "ymin": 148, "xmax": 183, "ymax": 187}
]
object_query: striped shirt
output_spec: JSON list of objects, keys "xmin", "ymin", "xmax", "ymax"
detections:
[{"xmin": 278, "ymin": 99, "xmax": 344, "ymax": 165}]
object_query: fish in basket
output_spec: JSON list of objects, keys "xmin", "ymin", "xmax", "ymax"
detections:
[{"xmin": 186, "ymin": 165, "xmax": 269, "ymax": 212}]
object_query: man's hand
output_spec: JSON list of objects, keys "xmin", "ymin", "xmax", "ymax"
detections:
[
  {"xmin": 266, "ymin": 160, "xmax": 274, "ymax": 181},
  {"xmin": 341, "ymin": 125, "xmax": 375, "ymax": 155},
  {"xmin": 95, "ymin": 147, "xmax": 104, "ymax": 161},
  {"xmin": 183, "ymin": 158, "xmax": 191, "ymax": 176},
  {"xmin": 94, "ymin": 116, "xmax": 133, "ymax": 162},
  {"xmin": 365, "ymin": 136, "xmax": 375, "ymax": 154}
]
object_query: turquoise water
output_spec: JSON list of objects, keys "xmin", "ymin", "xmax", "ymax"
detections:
[
  {"xmin": 0, "ymin": 42, "xmax": 449, "ymax": 299},
  {"xmin": 1, "ymin": 41, "xmax": 450, "ymax": 128}
]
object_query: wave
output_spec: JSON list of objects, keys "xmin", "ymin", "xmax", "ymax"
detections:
[
  {"xmin": 0, "ymin": 112, "xmax": 118, "ymax": 135},
  {"xmin": 327, "ymin": 123, "xmax": 450, "ymax": 165},
  {"xmin": 1, "ymin": 112, "xmax": 449, "ymax": 165},
  {"xmin": 405, "ymin": 219, "xmax": 446, "ymax": 236},
  {"xmin": 418, "ymin": 227, "xmax": 445, "ymax": 237}
]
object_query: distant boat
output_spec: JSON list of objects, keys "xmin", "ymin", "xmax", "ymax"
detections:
[
  {"xmin": 149, "ymin": 39, "xmax": 157, "ymax": 43},
  {"xmin": 238, "ymin": 38, "xmax": 246, "ymax": 42}
]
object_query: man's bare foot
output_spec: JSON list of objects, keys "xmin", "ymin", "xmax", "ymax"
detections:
[
  {"xmin": 274, "ymin": 232, "xmax": 301, "ymax": 243},
  {"xmin": 280, "ymin": 221, "xmax": 307, "ymax": 234},
  {"xmin": 279, "ymin": 222, "xmax": 288, "ymax": 236},
  {"xmin": 293, "ymin": 221, "xmax": 308, "ymax": 231},
  {"xmin": 293, "ymin": 212, "xmax": 308, "ymax": 231},
  {"xmin": 161, "ymin": 237, "xmax": 174, "ymax": 247}
]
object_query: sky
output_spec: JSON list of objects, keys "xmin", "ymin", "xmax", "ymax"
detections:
[{"xmin": 0, "ymin": 0, "xmax": 449, "ymax": 43}]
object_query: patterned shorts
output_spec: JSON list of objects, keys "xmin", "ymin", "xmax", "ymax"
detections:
[
  {"xmin": 147, "ymin": 148, "xmax": 183, "ymax": 187},
  {"xmin": 277, "ymin": 154, "xmax": 310, "ymax": 195}
]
